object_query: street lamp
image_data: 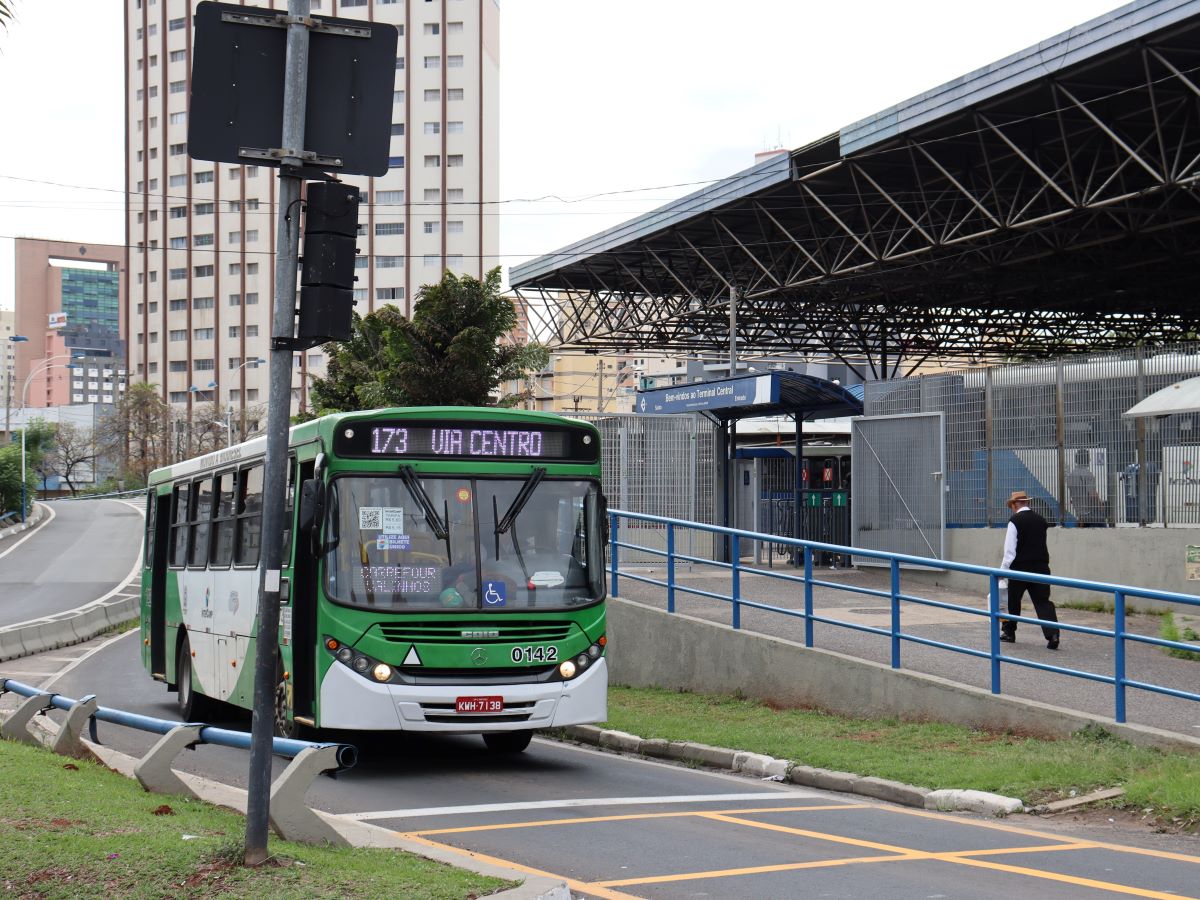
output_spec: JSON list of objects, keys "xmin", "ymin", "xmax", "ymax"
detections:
[
  {"xmin": 229, "ymin": 358, "xmax": 266, "ymax": 445},
  {"xmin": 17, "ymin": 358, "xmax": 81, "ymax": 521}
]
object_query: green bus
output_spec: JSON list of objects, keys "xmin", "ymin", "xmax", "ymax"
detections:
[{"xmin": 140, "ymin": 407, "xmax": 608, "ymax": 753}]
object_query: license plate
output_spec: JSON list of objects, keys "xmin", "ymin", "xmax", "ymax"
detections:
[{"xmin": 456, "ymin": 696, "xmax": 503, "ymax": 714}]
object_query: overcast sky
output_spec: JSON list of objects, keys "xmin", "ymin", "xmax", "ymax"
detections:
[{"xmin": 0, "ymin": 0, "xmax": 1124, "ymax": 310}]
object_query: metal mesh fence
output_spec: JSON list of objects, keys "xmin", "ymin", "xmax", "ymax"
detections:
[
  {"xmin": 573, "ymin": 413, "xmax": 720, "ymax": 561},
  {"xmin": 865, "ymin": 342, "xmax": 1200, "ymax": 528},
  {"xmin": 851, "ymin": 413, "xmax": 945, "ymax": 561}
]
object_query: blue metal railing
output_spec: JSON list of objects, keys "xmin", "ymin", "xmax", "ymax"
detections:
[
  {"xmin": 0, "ymin": 677, "xmax": 357, "ymax": 769},
  {"xmin": 607, "ymin": 510, "xmax": 1200, "ymax": 724}
]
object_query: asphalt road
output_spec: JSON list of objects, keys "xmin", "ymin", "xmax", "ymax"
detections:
[
  {"xmin": 11, "ymin": 632, "xmax": 1198, "ymax": 900},
  {"xmin": 3, "ymin": 506, "xmax": 1199, "ymax": 897},
  {"xmin": 0, "ymin": 499, "xmax": 143, "ymax": 627}
]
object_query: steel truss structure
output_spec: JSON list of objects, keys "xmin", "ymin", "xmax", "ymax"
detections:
[{"xmin": 512, "ymin": 5, "xmax": 1200, "ymax": 379}]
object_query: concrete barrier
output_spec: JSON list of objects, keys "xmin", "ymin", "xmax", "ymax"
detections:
[{"xmin": 607, "ymin": 597, "xmax": 1200, "ymax": 754}]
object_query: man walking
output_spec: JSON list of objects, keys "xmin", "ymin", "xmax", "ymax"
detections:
[{"xmin": 999, "ymin": 490, "xmax": 1061, "ymax": 649}]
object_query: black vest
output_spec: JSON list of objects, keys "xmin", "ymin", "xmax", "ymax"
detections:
[{"xmin": 1010, "ymin": 509, "xmax": 1050, "ymax": 571}]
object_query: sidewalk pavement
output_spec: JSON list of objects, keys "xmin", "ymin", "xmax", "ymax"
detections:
[{"xmin": 613, "ymin": 562, "xmax": 1200, "ymax": 739}]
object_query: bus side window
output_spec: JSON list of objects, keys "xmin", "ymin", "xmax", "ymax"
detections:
[
  {"xmin": 170, "ymin": 484, "xmax": 190, "ymax": 568},
  {"xmin": 211, "ymin": 471, "xmax": 237, "ymax": 567},
  {"xmin": 236, "ymin": 464, "xmax": 264, "ymax": 566},
  {"xmin": 189, "ymin": 477, "xmax": 214, "ymax": 568}
]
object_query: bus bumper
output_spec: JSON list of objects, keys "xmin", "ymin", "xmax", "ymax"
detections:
[{"xmin": 318, "ymin": 657, "xmax": 608, "ymax": 732}]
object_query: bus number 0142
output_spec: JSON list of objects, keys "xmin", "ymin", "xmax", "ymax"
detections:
[{"xmin": 511, "ymin": 646, "xmax": 558, "ymax": 663}]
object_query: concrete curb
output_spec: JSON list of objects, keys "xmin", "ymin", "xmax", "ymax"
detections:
[
  {"xmin": 557, "ymin": 724, "xmax": 1026, "ymax": 818},
  {"xmin": 0, "ymin": 502, "xmax": 45, "ymax": 542},
  {"xmin": 0, "ymin": 543, "xmax": 143, "ymax": 664},
  {"xmin": 8, "ymin": 712, "xmax": 568, "ymax": 900}
]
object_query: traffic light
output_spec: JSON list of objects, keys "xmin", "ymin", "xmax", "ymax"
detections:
[{"xmin": 296, "ymin": 181, "xmax": 360, "ymax": 347}]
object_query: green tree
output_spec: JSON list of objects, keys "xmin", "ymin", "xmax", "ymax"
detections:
[
  {"xmin": 0, "ymin": 419, "xmax": 53, "ymax": 517},
  {"xmin": 96, "ymin": 383, "xmax": 172, "ymax": 486},
  {"xmin": 308, "ymin": 268, "xmax": 549, "ymax": 413}
]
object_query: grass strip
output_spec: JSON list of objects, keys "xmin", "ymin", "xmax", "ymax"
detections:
[
  {"xmin": 0, "ymin": 739, "xmax": 512, "ymax": 899},
  {"xmin": 602, "ymin": 685, "xmax": 1200, "ymax": 830}
]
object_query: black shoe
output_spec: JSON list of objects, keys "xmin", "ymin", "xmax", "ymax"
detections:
[
  {"xmin": 1047, "ymin": 637, "xmax": 1060, "ymax": 650},
  {"xmin": 999, "ymin": 633, "xmax": 1015, "ymax": 643}
]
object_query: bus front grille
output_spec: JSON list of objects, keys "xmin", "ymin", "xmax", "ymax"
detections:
[{"xmin": 376, "ymin": 619, "xmax": 574, "ymax": 644}]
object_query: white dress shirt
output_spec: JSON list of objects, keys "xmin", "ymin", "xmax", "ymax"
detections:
[{"xmin": 999, "ymin": 505, "xmax": 1032, "ymax": 587}]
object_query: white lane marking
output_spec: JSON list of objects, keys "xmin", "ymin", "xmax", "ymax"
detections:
[
  {"xmin": 3, "ymin": 549, "xmax": 145, "ymax": 631},
  {"xmin": 0, "ymin": 503, "xmax": 58, "ymax": 561},
  {"xmin": 344, "ymin": 791, "xmax": 825, "ymax": 822},
  {"xmin": 39, "ymin": 628, "xmax": 138, "ymax": 693}
]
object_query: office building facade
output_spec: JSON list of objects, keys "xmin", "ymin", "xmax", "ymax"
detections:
[
  {"xmin": 125, "ymin": 0, "xmax": 499, "ymax": 430},
  {"xmin": 11, "ymin": 239, "xmax": 129, "ymax": 411}
]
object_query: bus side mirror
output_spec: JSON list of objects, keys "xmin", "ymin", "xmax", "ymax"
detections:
[{"xmin": 299, "ymin": 479, "xmax": 326, "ymax": 556}]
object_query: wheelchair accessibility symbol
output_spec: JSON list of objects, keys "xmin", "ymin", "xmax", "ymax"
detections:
[{"xmin": 483, "ymin": 581, "xmax": 507, "ymax": 607}]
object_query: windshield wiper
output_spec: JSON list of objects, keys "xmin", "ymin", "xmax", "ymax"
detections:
[
  {"xmin": 399, "ymin": 465, "xmax": 449, "ymax": 541},
  {"xmin": 495, "ymin": 467, "xmax": 545, "ymax": 536}
]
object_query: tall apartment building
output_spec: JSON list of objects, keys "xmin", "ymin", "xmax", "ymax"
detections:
[{"xmin": 125, "ymin": 0, "xmax": 499, "ymax": 432}]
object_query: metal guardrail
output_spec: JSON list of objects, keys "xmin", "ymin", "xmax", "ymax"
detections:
[
  {"xmin": 45, "ymin": 489, "xmax": 146, "ymax": 502},
  {"xmin": 607, "ymin": 510, "xmax": 1200, "ymax": 725},
  {"xmin": 0, "ymin": 676, "xmax": 356, "ymax": 845}
]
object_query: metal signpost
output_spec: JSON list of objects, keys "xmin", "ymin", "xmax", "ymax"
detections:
[{"xmin": 188, "ymin": 0, "xmax": 395, "ymax": 864}]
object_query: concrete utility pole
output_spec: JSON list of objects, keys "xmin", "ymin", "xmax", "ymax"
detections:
[{"xmin": 245, "ymin": 0, "xmax": 310, "ymax": 867}]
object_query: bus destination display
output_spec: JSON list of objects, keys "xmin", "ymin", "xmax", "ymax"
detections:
[{"xmin": 336, "ymin": 422, "xmax": 595, "ymax": 461}]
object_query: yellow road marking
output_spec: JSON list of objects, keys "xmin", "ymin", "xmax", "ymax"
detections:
[
  {"xmin": 880, "ymin": 804, "xmax": 1200, "ymax": 864},
  {"xmin": 944, "ymin": 854, "xmax": 1196, "ymax": 899},
  {"xmin": 405, "ymin": 801, "xmax": 1200, "ymax": 899},
  {"xmin": 398, "ymin": 833, "xmax": 642, "ymax": 900},
  {"xmin": 595, "ymin": 853, "xmax": 927, "ymax": 887},
  {"xmin": 407, "ymin": 803, "xmax": 869, "ymax": 836}
]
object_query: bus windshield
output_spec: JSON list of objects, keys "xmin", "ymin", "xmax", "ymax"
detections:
[{"xmin": 324, "ymin": 475, "xmax": 605, "ymax": 611}]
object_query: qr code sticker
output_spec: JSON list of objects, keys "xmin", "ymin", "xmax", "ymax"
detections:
[{"xmin": 358, "ymin": 507, "xmax": 383, "ymax": 530}]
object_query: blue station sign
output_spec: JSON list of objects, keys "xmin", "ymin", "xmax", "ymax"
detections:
[{"xmin": 636, "ymin": 374, "xmax": 778, "ymax": 414}]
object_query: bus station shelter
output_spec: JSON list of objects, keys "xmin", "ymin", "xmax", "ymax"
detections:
[
  {"xmin": 636, "ymin": 371, "xmax": 862, "ymax": 560},
  {"xmin": 511, "ymin": 0, "xmax": 1200, "ymax": 381}
]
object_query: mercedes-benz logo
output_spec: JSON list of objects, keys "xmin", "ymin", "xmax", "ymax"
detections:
[{"xmin": 471, "ymin": 647, "xmax": 488, "ymax": 666}]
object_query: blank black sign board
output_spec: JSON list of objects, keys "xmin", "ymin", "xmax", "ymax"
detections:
[{"xmin": 189, "ymin": 1, "xmax": 397, "ymax": 177}]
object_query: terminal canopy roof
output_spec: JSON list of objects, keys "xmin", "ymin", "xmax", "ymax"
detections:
[
  {"xmin": 512, "ymin": 0, "xmax": 1200, "ymax": 379},
  {"xmin": 635, "ymin": 371, "xmax": 863, "ymax": 423}
]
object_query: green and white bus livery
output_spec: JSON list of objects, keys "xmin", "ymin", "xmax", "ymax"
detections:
[{"xmin": 140, "ymin": 407, "xmax": 608, "ymax": 753}]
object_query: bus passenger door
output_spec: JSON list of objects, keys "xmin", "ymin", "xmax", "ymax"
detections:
[
  {"xmin": 290, "ymin": 459, "xmax": 317, "ymax": 719},
  {"xmin": 150, "ymin": 492, "xmax": 172, "ymax": 677}
]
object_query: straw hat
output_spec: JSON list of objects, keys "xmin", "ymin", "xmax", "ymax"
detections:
[{"xmin": 1006, "ymin": 490, "xmax": 1030, "ymax": 509}]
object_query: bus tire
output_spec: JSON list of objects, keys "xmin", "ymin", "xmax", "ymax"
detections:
[
  {"xmin": 482, "ymin": 730, "xmax": 533, "ymax": 754},
  {"xmin": 274, "ymin": 666, "xmax": 309, "ymax": 740},
  {"xmin": 177, "ymin": 637, "xmax": 214, "ymax": 722}
]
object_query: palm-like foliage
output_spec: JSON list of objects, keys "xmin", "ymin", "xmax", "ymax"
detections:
[{"xmin": 307, "ymin": 267, "xmax": 548, "ymax": 413}]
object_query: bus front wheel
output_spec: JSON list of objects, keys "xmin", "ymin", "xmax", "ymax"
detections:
[
  {"xmin": 177, "ymin": 637, "xmax": 214, "ymax": 722},
  {"xmin": 482, "ymin": 730, "xmax": 532, "ymax": 754},
  {"xmin": 274, "ymin": 670, "xmax": 307, "ymax": 740}
]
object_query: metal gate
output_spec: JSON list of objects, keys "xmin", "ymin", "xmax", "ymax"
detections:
[{"xmin": 851, "ymin": 412, "xmax": 945, "ymax": 565}]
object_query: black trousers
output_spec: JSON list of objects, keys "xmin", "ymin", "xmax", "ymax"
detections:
[{"xmin": 1005, "ymin": 567, "xmax": 1059, "ymax": 641}]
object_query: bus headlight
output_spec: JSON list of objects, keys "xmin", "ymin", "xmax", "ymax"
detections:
[
  {"xmin": 558, "ymin": 660, "xmax": 577, "ymax": 679},
  {"xmin": 372, "ymin": 663, "xmax": 392, "ymax": 683},
  {"xmin": 352, "ymin": 656, "xmax": 370, "ymax": 674},
  {"xmin": 576, "ymin": 654, "xmax": 589, "ymax": 669},
  {"xmin": 587, "ymin": 643, "xmax": 601, "ymax": 659},
  {"xmin": 336, "ymin": 647, "xmax": 354, "ymax": 664}
]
